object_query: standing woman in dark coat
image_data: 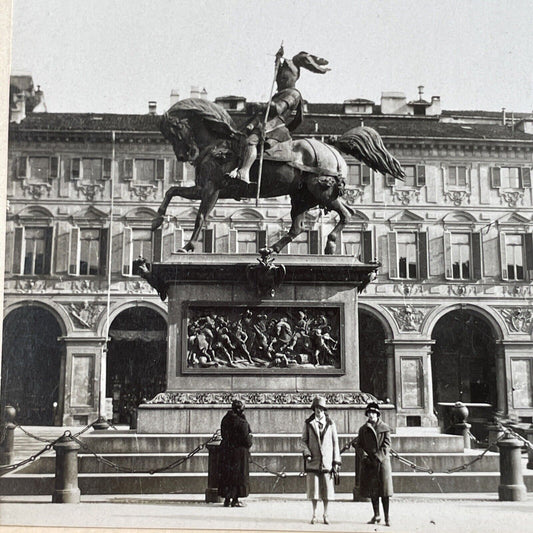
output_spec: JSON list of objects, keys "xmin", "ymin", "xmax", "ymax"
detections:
[
  {"xmin": 356, "ymin": 402, "xmax": 393, "ymax": 527},
  {"xmin": 218, "ymin": 399, "xmax": 253, "ymax": 507}
]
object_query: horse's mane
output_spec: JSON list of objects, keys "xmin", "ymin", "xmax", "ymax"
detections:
[{"xmin": 163, "ymin": 98, "xmax": 240, "ymax": 139}]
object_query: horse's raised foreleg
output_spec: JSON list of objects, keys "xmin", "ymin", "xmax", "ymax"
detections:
[
  {"xmin": 181, "ymin": 183, "xmax": 220, "ymax": 252},
  {"xmin": 152, "ymin": 185, "xmax": 203, "ymax": 230},
  {"xmin": 324, "ymin": 198, "xmax": 353, "ymax": 255}
]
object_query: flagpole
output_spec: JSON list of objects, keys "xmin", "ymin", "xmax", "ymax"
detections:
[{"xmin": 255, "ymin": 43, "xmax": 283, "ymax": 207}]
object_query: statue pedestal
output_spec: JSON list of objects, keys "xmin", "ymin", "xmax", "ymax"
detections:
[{"xmin": 137, "ymin": 254, "xmax": 393, "ymax": 434}]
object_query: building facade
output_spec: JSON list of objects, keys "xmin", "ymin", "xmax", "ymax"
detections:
[{"xmin": 3, "ymin": 80, "xmax": 533, "ymax": 427}]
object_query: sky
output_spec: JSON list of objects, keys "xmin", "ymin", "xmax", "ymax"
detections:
[{"xmin": 7, "ymin": 0, "xmax": 533, "ymax": 115}]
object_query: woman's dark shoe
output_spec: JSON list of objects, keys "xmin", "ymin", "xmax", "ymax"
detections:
[
  {"xmin": 231, "ymin": 499, "xmax": 246, "ymax": 507},
  {"xmin": 323, "ymin": 514, "xmax": 329, "ymax": 524},
  {"xmin": 385, "ymin": 518, "xmax": 391, "ymax": 527},
  {"xmin": 367, "ymin": 516, "xmax": 381, "ymax": 524},
  {"xmin": 223, "ymin": 497, "xmax": 231, "ymax": 507}
]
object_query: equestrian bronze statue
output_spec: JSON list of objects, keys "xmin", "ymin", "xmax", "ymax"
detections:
[{"xmin": 153, "ymin": 50, "xmax": 405, "ymax": 255}]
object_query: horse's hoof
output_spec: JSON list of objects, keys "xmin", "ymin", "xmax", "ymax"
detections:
[{"xmin": 151, "ymin": 215, "xmax": 164, "ymax": 231}]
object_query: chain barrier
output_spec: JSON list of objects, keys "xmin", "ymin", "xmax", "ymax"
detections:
[
  {"xmin": 496, "ymin": 423, "xmax": 533, "ymax": 452},
  {"xmin": 69, "ymin": 429, "xmax": 221, "ymax": 475}
]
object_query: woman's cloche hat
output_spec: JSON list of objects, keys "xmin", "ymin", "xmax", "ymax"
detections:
[
  {"xmin": 365, "ymin": 401, "xmax": 381, "ymax": 417},
  {"xmin": 310, "ymin": 395, "xmax": 327, "ymax": 411}
]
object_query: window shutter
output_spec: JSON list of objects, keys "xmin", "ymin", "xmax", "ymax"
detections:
[
  {"xmin": 472, "ymin": 232, "xmax": 482, "ymax": 280},
  {"xmin": 308, "ymin": 230, "xmax": 319, "ymax": 254},
  {"xmin": 152, "ymin": 228, "xmax": 163, "ymax": 261},
  {"xmin": 173, "ymin": 160, "xmax": 183, "ymax": 182},
  {"xmin": 491, "ymin": 167, "xmax": 501, "ymax": 188},
  {"xmin": 417, "ymin": 232, "xmax": 428, "ymax": 280},
  {"xmin": 122, "ymin": 159, "xmax": 133, "ymax": 180},
  {"xmin": 43, "ymin": 226, "xmax": 54, "ymax": 274},
  {"xmin": 156, "ymin": 159, "xmax": 165, "ymax": 180},
  {"xmin": 50, "ymin": 157, "xmax": 59, "ymax": 179},
  {"xmin": 416, "ymin": 165, "xmax": 426, "ymax": 186},
  {"xmin": 443, "ymin": 231, "xmax": 452, "ymax": 279},
  {"xmin": 16, "ymin": 156, "xmax": 27, "ymax": 179},
  {"xmin": 122, "ymin": 227, "xmax": 132, "ymax": 275},
  {"xmin": 227, "ymin": 229, "xmax": 237, "ymax": 254},
  {"xmin": 13, "ymin": 227, "xmax": 24, "ymax": 274},
  {"xmin": 258, "ymin": 230, "xmax": 267, "ymax": 250},
  {"xmin": 71, "ymin": 158, "xmax": 81, "ymax": 180},
  {"xmin": 362, "ymin": 230, "xmax": 372, "ymax": 262},
  {"xmin": 525, "ymin": 233, "xmax": 533, "ymax": 279},
  {"xmin": 103, "ymin": 158, "xmax": 112, "ymax": 180},
  {"xmin": 68, "ymin": 227, "xmax": 80, "ymax": 275},
  {"xmin": 385, "ymin": 173, "xmax": 395, "ymax": 186},
  {"xmin": 520, "ymin": 167, "xmax": 532, "ymax": 188},
  {"xmin": 174, "ymin": 228, "xmax": 184, "ymax": 252},
  {"xmin": 362, "ymin": 165, "xmax": 371, "ymax": 185},
  {"xmin": 98, "ymin": 228, "xmax": 109, "ymax": 276},
  {"xmin": 499, "ymin": 232, "xmax": 508, "ymax": 280},
  {"xmin": 387, "ymin": 232, "xmax": 398, "ymax": 278}
]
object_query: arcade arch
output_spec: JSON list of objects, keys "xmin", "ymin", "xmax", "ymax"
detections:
[
  {"xmin": 1, "ymin": 304, "xmax": 65, "ymax": 425},
  {"xmin": 106, "ymin": 305, "xmax": 167, "ymax": 424}
]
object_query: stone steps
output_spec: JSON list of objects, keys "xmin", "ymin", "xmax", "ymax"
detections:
[
  {"xmin": 2, "ymin": 470, "xmax": 533, "ymax": 495},
  {"xmin": 79, "ymin": 432, "xmax": 467, "ymax": 454},
  {"xmin": 19, "ymin": 451, "xmax": 502, "ymax": 474}
]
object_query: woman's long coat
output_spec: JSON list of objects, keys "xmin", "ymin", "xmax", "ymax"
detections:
[
  {"xmin": 300, "ymin": 414, "xmax": 341, "ymax": 473},
  {"xmin": 356, "ymin": 420, "xmax": 393, "ymax": 497},
  {"xmin": 218, "ymin": 410, "xmax": 253, "ymax": 498}
]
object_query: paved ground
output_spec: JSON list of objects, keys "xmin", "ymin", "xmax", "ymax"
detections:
[{"xmin": 0, "ymin": 493, "xmax": 532, "ymax": 533}]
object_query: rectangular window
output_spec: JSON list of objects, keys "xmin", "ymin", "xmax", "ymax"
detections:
[
  {"xmin": 501, "ymin": 167, "xmax": 521, "ymax": 189},
  {"xmin": 290, "ymin": 231, "xmax": 310, "ymax": 254},
  {"xmin": 132, "ymin": 229, "xmax": 153, "ymax": 266},
  {"xmin": 82, "ymin": 158, "xmax": 103, "ymax": 181},
  {"xmin": 79, "ymin": 229, "xmax": 101, "ymax": 276},
  {"xmin": 397, "ymin": 232, "xmax": 417, "ymax": 279},
  {"xmin": 506, "ymin": 234, "xmax": 525, "ymax": 280},
  {"xmin": 29, "ymin": 157, "xmax": 50, "ymax": 181},
  {"xmin": 23, "ymin": 228, "xmax": 47, "ymax": 275},
  {"xmin": 451, "ymin": 233, "xmax": 471, "ymax": 279},
  {"xmin": 403, "ymin": 165, "xmax": 416, "ymax": 187},
  {"xmin": 448, "ymin": 166, "xmax": 467, "ymax": 187},
  {"xmin": 346, "ymin": 164, "xmax": 361, "ymax": 186},
  {"xmin": 238, "ymin": 230, "xmax": 259, "ymax": 254},
  {"xmin": 135, "ymin": 159, "xmax": 155, "ymax": 182},
  {"xmin": 342, "ymin": 231, "xmax": 361, "ymax": 257}
]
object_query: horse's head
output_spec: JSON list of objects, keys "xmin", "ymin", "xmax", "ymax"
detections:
[{"xmin": 160, "ymin": 114, "xmax": 200, "ymax": 162}]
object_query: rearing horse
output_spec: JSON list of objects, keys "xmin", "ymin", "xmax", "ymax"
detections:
[{"xmin": 153, "ymin": 98, "xmax": 405, "ymax": 254}]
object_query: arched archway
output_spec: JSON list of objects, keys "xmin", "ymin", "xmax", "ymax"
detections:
[
  {"xmin": 431, "ymin": 309, "xmax": 497, "ymax": 406},
  {"xmin": 106, "ymin": 306, "xmax": 167, "ymax": 424},
  {"xmin": 2, "ymin": 305, "xmax": 64, "ymax": 425},
  {"xmin": 359, "ymin": 310, "xmax": 389, "ymax": 401}
]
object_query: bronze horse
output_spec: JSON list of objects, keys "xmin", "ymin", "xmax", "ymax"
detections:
[{"xmin": 153, "ymin": 98, "xmax": 405, "ymax": 254}]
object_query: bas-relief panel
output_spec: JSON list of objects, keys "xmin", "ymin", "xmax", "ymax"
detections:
[
  {"xmin": 71, "ymin": 354, "xmax": 94, "ymax": 407},
  {"xmin": 182, "ymin": 303, "xmax": 344, "ymax": 374}
]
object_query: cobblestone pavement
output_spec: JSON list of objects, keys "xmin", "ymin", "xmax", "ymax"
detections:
[{"xmin": 0, "ymin": 493, "xmax": 532, "ymax": 533}]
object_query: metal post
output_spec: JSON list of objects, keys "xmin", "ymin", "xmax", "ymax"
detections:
[
  {"xmin": 52, "ymin": 433, "xmax": 81, "ymax": 503},
  {"xmin": 0, "ymin": 406, "xmax": 16, "ymax": 466},
  {"xmin": 205, "ymin": 440, "xmax": 221, "ymax": 503},
  {"xmin": 526, "ymin": 426, "xmax": 533, "ymax": 470},
  {"xmin": 497, "ymin": 436, "xmax": 527, "ymax": 501}
]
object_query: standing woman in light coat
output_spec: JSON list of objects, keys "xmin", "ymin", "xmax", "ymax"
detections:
[
  {"xmin": 356, "ymin": 402, "xmax": 393, "ymax": 527},
  {"xmin": 300, "ymin": 396, "xmax": 341, "ymax": 525}
]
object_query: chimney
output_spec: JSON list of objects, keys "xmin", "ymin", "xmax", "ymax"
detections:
[
  {"xmin": 190, "ymin": 85, "xmax": 201, "ymax": 99},
  {"xmin": 427, "ymin": 96, "xmax": 441, "ymax": 116},
  {"xmin": 502, "ymin": 107, "xmax": 506, "ymax": 126},
  {"xmin": 418, "ymin": 85, "xmax": 424, "ymax": 100},
  {"xmin": 10, "ymin": 92, "xmax": 26, "ymax": 123},
  {"xmin": 169, "ymin": 89, "xmax": 180, "ymax": 108},
  {"xmin": 148, "ymin": 101, "xmax": 157, "ymax": 115},
  {"xmin": 32, "ymin": 85, "xmax": 47, "ymax": 113},
  {"xmin": 200, "ymin": 88, "xmax": 208, "ymax": 100}
]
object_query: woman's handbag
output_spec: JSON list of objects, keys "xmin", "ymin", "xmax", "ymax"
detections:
[{"xmin": 331, "ymin": 468, "xmax": 340, "ymax": 485}]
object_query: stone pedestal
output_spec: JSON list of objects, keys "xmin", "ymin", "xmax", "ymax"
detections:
[
  {"xmin": 137, "ymin": 254, "xmax": 393, "ymax": 433},
  {"xmin": 497, "ymin": 437, "xmax": 527, "ymax": 501}
]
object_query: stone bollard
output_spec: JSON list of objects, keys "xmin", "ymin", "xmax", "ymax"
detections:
[
  {"xmin": 497, "ymin": 436, "xmax": 527, "ymax": 501},
  {"xmin": 0, "ymin": 406, "xmax": 17, "ymax": 467},
  {"xmin": 526, "ymin": 426, "xmax": 533, "ymax": 470},
  {"xmin": 205, "ymin": 440, "xmax": 222, "ymax": 503},
  {"xmin": 52, "ymin": 432, "xmax": 81, "ymax": 503},
  {"xmin": 450, "ymin": 402, "xmax": 471, "ymax": 449}
]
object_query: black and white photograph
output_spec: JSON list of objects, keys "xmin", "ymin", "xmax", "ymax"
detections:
[{"xmin": 0, "ymin": 1, "xmax": 532, "ymax": 532}]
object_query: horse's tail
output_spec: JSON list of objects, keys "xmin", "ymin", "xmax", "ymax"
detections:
[{"xmin": 335, "ymin": 127, "xmax": 405, "ymax": 181}]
